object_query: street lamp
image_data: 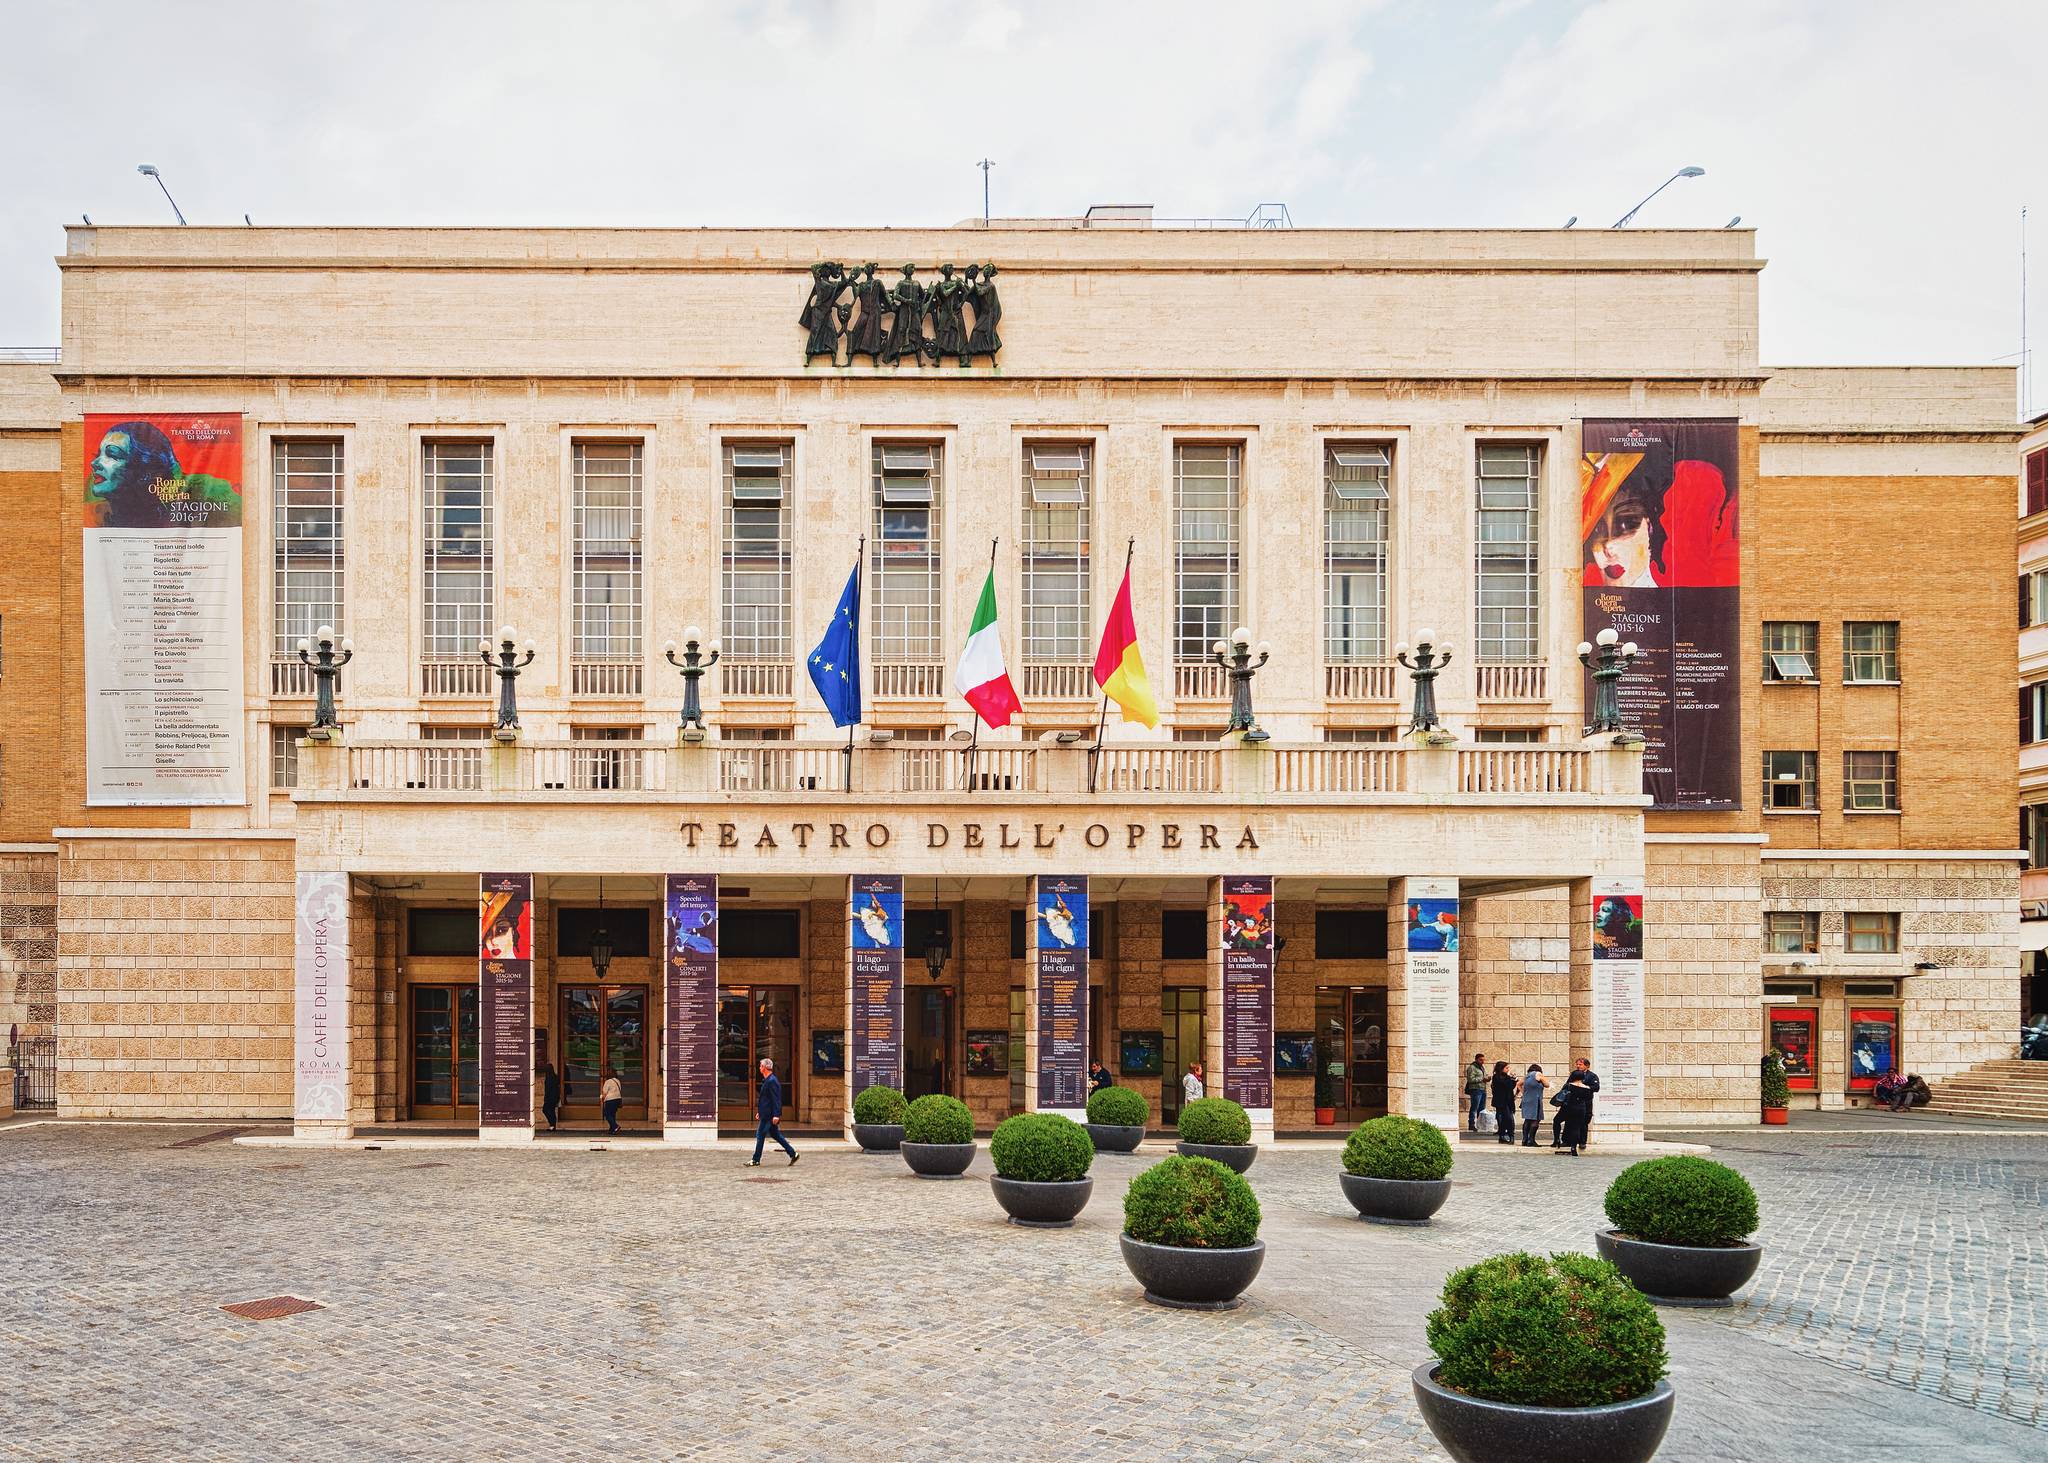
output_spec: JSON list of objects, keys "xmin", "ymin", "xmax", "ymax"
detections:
[
  {"xmin": 922, "ymin": 889, "xmax": 949, "ymax": 981},
  {"xmin": 589, "ymin": 878, "xmax": 614, "ymax": 982},
  {"xmin": 136, "ymin": 164, "xmax": 187, "ymax": 225},
  {"xmin": 1577, "ymin": 627, "xmax": 1641, "ymax": 735},
  {"xmin": 481, "ymin": 625, "xmax": 536, "ymax": 740},
  {"xmin": 663, "ymin": 627, "xmax": 722, "ymax": 739},
  {"xmin": 1211, "ymin": 626, "xmax": 1272, "ymax": 743},
  {"xmin": 1395, "ymin": 627, "xmax": 1454, "ymax": 735},
  {"xmin": 294, "ymin": 624, "xmax": 353, "ymax": 739},
  {"xmin": 1612, "ymin": 166, "xmax": 1705, "ymax": 228}
]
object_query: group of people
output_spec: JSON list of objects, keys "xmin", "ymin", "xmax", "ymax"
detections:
[
  {"xmin": 536, "ymin": 1062, "xmax": 628, "ymax": 1134},
  {"xmin": 1464, "ymin": 1053, "xmax": 1602, "ymax": 1156},
  {"xmin": 1871, "ymin": 1069, "xmax": 1928, "ymax": 1114}
]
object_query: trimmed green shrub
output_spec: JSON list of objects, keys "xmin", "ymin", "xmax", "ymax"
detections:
[
  {"xmin": 852, "ymin": 1084, "xmax": 907, "ymax": 1125},
  {"xmin": 991, "ymin": 1112, "xmax": 1094, "ymax": 1182},
  {"xmin": 1342, "ymin": 1114, "xmax": 1454, "ymax": 1181},
  {"xmin": 1178, "ymin": 1096, "xmax": 1252, "ymax": 1145},
  {"xmin": 1604, "ymin": 1155, "xmax": 1759, "ymax": 1247},
  {"xmin": 1123, "ymin": 1155, "xmax": 1261, "ymax": 1248},
  {"xmin": 1086, "ymin": 1086, "xmax": 1150, "ymax": 1127},
  {"xmin": 903, "ymin": 1093, "xmax": 974, "ymax": 1145},
  {"xmin": 1426, "ymin": 1251, "xmax": 1668, "ymax": 1408},
  {"xmin": 1759, "ymin": 1051, "xmax": 1790, "ymax": 1108}
]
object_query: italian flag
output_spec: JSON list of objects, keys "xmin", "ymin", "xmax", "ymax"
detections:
[{"xmin": 954, "ymin": 568, "xmax": 1022, "ymax": 728}]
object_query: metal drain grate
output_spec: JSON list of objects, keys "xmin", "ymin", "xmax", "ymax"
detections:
[
  {"xmin": 408, "ymin": 1162, "xmax": 450, "ymax": 1170},
  {"xmin": 222, "ymin": 1295, "xmax": 324, "ymax": 1321},
  {"xmin": 742, "ymin": 1177, "xmax": 791, "ymax": 1184}
]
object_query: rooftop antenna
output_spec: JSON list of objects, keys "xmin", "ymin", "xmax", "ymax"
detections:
[
  {"xmin": 1612, "ymin": 166, "xmax": 1704, "ymax": 228},
  {"xmin": 977, "ymin": 158, "xmax": 994, "ymax": 224},
  {"xmin": 136, "ymin": 164, "xmax": 186, "ymax": 225},
  {"xmin": 2023, "ymin": 205, "xmax": 2032, "ymax": 418}
]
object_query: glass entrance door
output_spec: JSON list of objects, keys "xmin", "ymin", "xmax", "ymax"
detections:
[
  {"xmin": 559, "ymin": 985, "xmax": 649, "ymax": 1123},
  {"xmin": 1315, "ymin": 986, "xmax": 1388, "ymax": 1120},
  {"xmin": 905, "ymin": 986, "xmax": 955, "ymax": 1100},
  {"xmin": 409, "ymin": 984, "xmax": 479, "ymax": 1121},
  {"xmin": 717, "ymin": 985, "xmax": 798, "ymax": 1122},
  {"xmin": 1161, "ymin": 986, "xmax": 1205, "ymax": 1124}
]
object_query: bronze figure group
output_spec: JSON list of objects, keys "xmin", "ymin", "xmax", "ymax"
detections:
[{"xmin": 800, "ymin": 261, "xmax": 1002, "ymax": 367}]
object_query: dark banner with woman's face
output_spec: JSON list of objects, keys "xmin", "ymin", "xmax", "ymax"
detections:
[{"xmin": 1580, "ymin": 419, "xmax": 1741, "ymax": 809}]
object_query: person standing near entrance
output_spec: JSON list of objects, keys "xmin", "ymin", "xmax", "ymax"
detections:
[
  {"xmin": 540, "ymin": 1061, "xmax": 562, "ymax": 1132},
  {"xmin": 1515, "ymin": 1064, "xmax": 1548, "ymax": 1147},
  {"xmin": 1182, "ymin": 1060, "xmax": 1206, "ymax": 1110},
  {"xmin": 599, "ymin": 1067, "xmax": 623, "ymax": 1135},
  {"xmin": 1556, "ymin": 1058, "xmax": 1600, "ymax": 1156},
  {"xmin": 1464, "ymin": 1053, "xmax": 1487, "ymax": 1132},
  {"xmin": 1489, "ymin": 1061, "xmax": 1516, "ymax": 1145},
  {"xmin": 749, "ymin": 1056, "xmax": 798, "ymax": 1167},
  {"xmin": 1090, "ymin": 1060, "xmax": 1114, "ymax": 1095}
]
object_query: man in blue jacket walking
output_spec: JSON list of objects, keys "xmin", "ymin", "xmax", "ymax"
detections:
[{"xmin": 748, "ymin": 1056, "xmax": 798, "ymax": 1167}]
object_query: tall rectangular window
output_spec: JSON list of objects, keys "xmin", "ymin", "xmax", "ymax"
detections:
[
  {"xmin": 273, "ymin": 439, "xmax": 344, "ymax": 655},
  {"xmin": 2026, "ymin": 682, "xmax": 2048, "ymax": 745},
  {"xmin": 422, "ymin": 441, "xmax": 493, "ymax": 659},
  {"xmin": 1763, "ymin": 750, "xmax": 1818, "ymax": 810},
  {"xmin": 1845, "ymin": 912, "xmax": 1900, "ymax": 954},
  {"xmin": 723, "ymin": 444, "xmax": 792, "ymax": 662},
  {"xmin": 1324, "ymin": 444, "xmax": 1389, "ymax": 663},
  {"xmin": 2025, "ymin": 570, "xmax": 2048, "ymax": 628},
  {"xmin": 2027, "ymin": 447, "xmax": 2048, "ymax": 517},
  {"xmin": 270, "ymin": 724, "xmax": 306, "ymax": 790},
  {"xmin": 1762, "ymin": 621, "xmax": 1818, "ymax": 681},
  {"xmin": 1842, "ymin": 621, "xmax": 1897, "ymax": 683},
  {"xmin": 2025, "ymin": 805, "xmax": 2048, "ymax": 869},
  {"xmin": 1021, "ymin": 443, "xmax": 1091, "ymax": 666},
  {"xmin": 1173, "ymin": 443, "xmax": 1240, "ymax": 661},
  {"xmin": 572, "ymin": 442, "xmax": 643, "ymax": 666},
  {"xmin": 871, "ymin": 443, "xmax": 943, "ymax": 661},
  {"xmin": 1764, "ymin": 911, "xmax": 1819, "ymax": 954},
  {"xmin": 1474, "ymin": 444, "xmax": 1539, "ymax": 662},
  {"xmin": 1843, "ymin": 750, "xmax": 1898, "ymax": 811}
]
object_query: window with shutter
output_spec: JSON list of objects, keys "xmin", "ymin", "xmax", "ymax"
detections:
[{"xmin": 2028, "ymin": 449, "xmax": 2048, "ymax": 517}]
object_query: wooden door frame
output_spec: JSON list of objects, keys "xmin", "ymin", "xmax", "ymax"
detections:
[
  {"xmin": 405, "ymin": 980, "xmax": 479, "ymax": 1123},
  {"xmin": 557, "ymin": 982, "xmax": 653, "ymax": 1122},
  {"xmin": 717, "ymin": 982, "xmax": 803, "ymax": 1123}
]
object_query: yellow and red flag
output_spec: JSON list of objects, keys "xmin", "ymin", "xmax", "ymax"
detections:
[{"xmin": 1091, "ymin": 560, "xmax": 1158, "ymax": 728}]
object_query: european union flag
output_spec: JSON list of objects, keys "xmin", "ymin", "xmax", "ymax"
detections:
[{"xmin": 808, "ymin": 562, "xmax": 862, "ymax": 727}]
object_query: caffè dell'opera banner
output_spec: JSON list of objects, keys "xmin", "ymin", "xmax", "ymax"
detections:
[{"xmin": 0, "ymin": 215, "xmax": 2024, "ymax": 1142}]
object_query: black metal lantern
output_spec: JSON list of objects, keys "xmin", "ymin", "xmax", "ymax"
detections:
[
  {"xmin": 1211, "ymin": 626, "xmax": 1271, "ymax": 741},
  {"xmin": 1396, "ymin": 628, "xmax": 1454, "ymax": 734},
  {"xmin": 1576, "ymin": 627, "xmax": 1641, "ymax": 735},
  {"xmin": 922, "ymin": 896, "xmax": 949, "ymax": 982},
  {"xmin": 588, "ymin": 878, "xmax": 614, "ymax": 982},
  {"xmin": 294, "ymin": 624, "xmax": 353, "ymax": 736},
  {"xmin": 482, "ymin": 624, "xmax": 537, "ymax": 738}
]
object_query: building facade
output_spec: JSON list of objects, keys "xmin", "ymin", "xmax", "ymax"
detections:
[
  {"xmin": 0, "ymin": 222, "xmax": 2024, "ymax": 1137},
  {"xmin": 2018, "ymin": 409, "xmax": 2048, "ymax": 1020}
]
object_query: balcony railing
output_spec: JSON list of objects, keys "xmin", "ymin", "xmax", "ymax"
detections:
[
  {"xmin": 1475, "ymin": 662, "xmax": 1548, "ymax": 701},
  {"xmin": 1022, "ymin": 662, "xmax": 1093, "ymax": 700},
  {"xmin": 314, "ymin": 738, "xmax": 1628, "ymax": 804},
  {"xmin": 1174, "ymin": 661, "xmax": 1227, "ymax": 700},
  {"xmin": 721, "ymin": 659, "xmax": 795, "ymax": 699},
  {"xmin": 571, "ymin": 659, "xmax": 643, "ymax": 698},
  {"xmin": 269, "ymin": 657, "xmax": 343, "ymax": 699},
  {"xmin": 420, "ymin": 659, "xmax": 491, "ymax": 698},
  {"xmin": 872, "ymin": 661, "xmax": 946, "ymax": 699},
  {"xmin": 1324, "ymin": 662, "xmax": 1396, "ymax": 701}
]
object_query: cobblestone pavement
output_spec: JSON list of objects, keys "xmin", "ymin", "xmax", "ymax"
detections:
[{"xmin": 1, "ymin": 1125, "xmax": 2041, "ymax": 1461}]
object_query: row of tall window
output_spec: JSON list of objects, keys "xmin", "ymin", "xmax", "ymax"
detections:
[
  {"xmin": 269, "ymin": 437, "xmax": 1549, "ymax": 687},
  {"xmin": 1761, "ymin": 749, "xmax": 1900, "ymax": 812},
  {"xmin": 1763, "ymin": 909, "xmax": 1900, "ymax": 955},
  {"xmin": 1760, "ymin": 621, "xmax": 1900, "ymax": 684}
]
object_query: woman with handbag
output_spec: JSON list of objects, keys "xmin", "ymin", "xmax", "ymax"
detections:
[
  {"xmin": 1514, "ymin": 1064, "xmax": 1548, "ymax": 1147},
  {"xmin": 1489, "ymin": 1061, "xmax": 1516, "ymax": 1146}
]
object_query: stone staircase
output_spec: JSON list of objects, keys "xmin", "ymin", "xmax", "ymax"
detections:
[{"xmin": 1922, "ymin": 1057, "xmax": 2048, "ymax": 1121}]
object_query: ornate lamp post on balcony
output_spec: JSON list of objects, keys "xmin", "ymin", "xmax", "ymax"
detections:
[
  {"xmin": 1395, "ymin": 628, "xmax": 1453, "ymax": 734},
  {"xmin": 1212, "ymin": 626, "xmax": 1271, "ymax": 743},
  {"xmin": 1577, "ymin": 627, "xmax": 1641, "ymax": 735},
  {"xmin": 481, "ymin": 625, "xmax": 536, "ymax": 741},
  {"xmin": 664, "ymin": 627, "xmax": 722, "ymax": 740},
  {"xmin": 294, "ymin": 624, "xmax": 353, "ymax": 740}
]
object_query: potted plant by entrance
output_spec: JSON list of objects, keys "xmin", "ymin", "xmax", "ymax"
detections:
[
  {"xmin": 1176, "ymin": 1096, "xmax": 1257, "ymax": 1173},
  {"xmin": 1084, "ymin": 1086, "xmax": 1148, "ymax": 1153},
  {"xmin": 1314, "ymin": 1064, "xmax": 1339, "ymax": 1127},
  {"xmin": 988, "ymin": 1112, "xmax": 1095, "ymax": 1226},
  {"xmin": 851, "ymin": 1084, "xmax": 907, "ymax": 1152},
  {"xmin": 1118, "ymin": 1155, "xmax": 1264, "ymax": 1309},
  {"xmin": 899, "ymin": 1093, "xmax": 978, "ymax": 1178},
  {"xmin": 1414, "ymin": 1251, "xmax": 1673, "ymax": 1463},
  {"xmin": 1596, "ymin": 1155, "xmax": 1763, "ymax": 1305},
  {"xmin": 1340, "ymin": 1115, "xmax": 1454, "ymax": 1223},
  {"xmin": 1759, "ymin": 1050, "xmax": 1790, "ymax": 1126}
]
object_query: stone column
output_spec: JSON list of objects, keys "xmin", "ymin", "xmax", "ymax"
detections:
[
  {"xmin": 1207, "ymin": 875, "xmax": 1276, "ymax": 1145},
  {"xmin": 292, "ymin": 870, "xmax": 352, "ymax": 1143},
  {"xmin": 1025, "ymin": 876, "xmax": 1089, "ymax": 1118},
  {"xmin": 1386, "ymin": 876, "xmax": 1460, "ymax": 1134},
  {"xmin": 1571, "ymin": 875, "xmax": 1646, "ymax": 1145}
]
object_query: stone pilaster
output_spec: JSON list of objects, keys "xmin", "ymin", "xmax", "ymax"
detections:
[{"xmin": 1386, "ymin": 876, "xmax": 1461, "ymax": 1133}]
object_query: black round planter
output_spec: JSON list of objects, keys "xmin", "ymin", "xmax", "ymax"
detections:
[
  {"xmin": 1412, "ymin": 1363, "xmax": 1674, "ymax": 1463},
  {"xmin": 1175, "ymin": 1140, "xmax": 1257, "ymax": 1173},
  {"xmin": 1339, "ymin": 1171, "xmax": 1452, "ymax": 1224},
  {"xmin": 852, "ymin": 1122, "xmax": 904, "ymax": 1153},
  {"xmin": 1118, "ymin": 1233, "xmax": 1265, "ymax": 1309},
  {"xmin": 990, "ymin": 1175, "xmax": 1094, "ymax": 1226},
  {"xmin": 1085, "ymin": 1122, "xmax": 1145, "ymax": 1153},
  {"xmin": 900, "ymin": 1140, "xmax": 977, "ymax": 1178},
  {"xmin": 1595, "ymin": 1229, "xmax": 1762, "ymax": 1306}
]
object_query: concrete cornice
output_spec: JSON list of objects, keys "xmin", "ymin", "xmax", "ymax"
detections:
[
  {"xmin": 1759, "ymin": 847, "xmax": 2026, "ymax": 861},
  {"xmin": 53, "ymin": 827, "xmax": 297, "ymax": 841},
  {"xmin": 56, "ymin": 254, "xmax": 1768, "ymax": 276},
  {"xmin": 51, "ymin": 370, "xmax": 1774, "ymax": 389}
]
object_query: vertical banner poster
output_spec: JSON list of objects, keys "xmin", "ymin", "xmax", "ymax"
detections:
[
  {"xmin": 1402, "ymin": 877, "xmax": 1461, "ymax": 1129},
  {"xmin": 292, "ymin": 871, "xmax": 349, "ymax": 1123},
  {"xmin": 1768, "ymin": 1006, "xmax": 1818, "ymax": 1092},
  {"xmin": 849, "ymin": 875, "xmax": 904, "ymax": 1098},
  {"xmin": 665, "ymin": 875, "xmax": 718, "ymax": 1124},
  {"xmin": 1580, "ymin": 418, "xmax": 1740, "ymax": 810},
  {"xmin": 479, "ymin": 873, "xmax": 534, "ymax": 1129},
  {"xmin": 1034, "ymin": 876, "xmax": 1089, "ymax": 1111},
  {"xmin": 1847, "ymin": 1008, "xmax": 1899, "ymax": 1093},
  {"xmin": 1590, "ymin": 878, "xmax": 1647, "ymax": 1126},
  {"xmin": 82, "ymin": 413, "xmax": 247, "ymax": 806},
  {"xmin": 1220, "ymin": 876, "xmax": 1275, "ymax": 1112}
]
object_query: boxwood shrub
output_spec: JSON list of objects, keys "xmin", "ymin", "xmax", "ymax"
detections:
[
  {"xmin": 1086, "ymin": 1086, "xmax": 1150, "ymax": 1127},
  {"xmin": 1604, "ymin": 1155, "xmax": 1759, "ymax": 1247},
  {"xmin": 1178, "ymin": 1096, "xmax": 1252, "ymax": 1146},
  {"xmin": 1342, "ymin": 1114, "xmax": 1454, "ymax": 1181},
  {"xmin": 990, "ymin": 1112, "xmax": 1094, "ymax": 1182},
  {"xmin": 902, "ymin": 1093, "xmax": 975, "ymax": 1146},
  {"xmin": 1426, "ymin": 1251, "xmax": 1668, "ymax": 1408},
  {"xmin": 1123, "ymin": 1155, "xmax": 1260, "ymax": 1248},
  {"xmin": 851, "ymin": 1084, "xmax": 907, "ymax": 1126},
  {"xmin": 1759, "ymin": 1051, "xmax": 1790, "ymax": 1108}
]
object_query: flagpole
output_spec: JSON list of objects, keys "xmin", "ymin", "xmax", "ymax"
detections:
[
  {"xmin": 844, "ymin": 536, "xmax": 864, "ymax": 794},
  {"xmin": 1088, "ymin": 537, "xmax": 1134, "ymax": 794},
  {"xmin": 967, "ymin": 537, "xmax": 996, "ymax": 796}
]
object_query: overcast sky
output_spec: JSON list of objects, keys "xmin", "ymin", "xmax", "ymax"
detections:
[{"xmin": 4, "ymin": 0, "xmax": 2043, "ymax": 413}]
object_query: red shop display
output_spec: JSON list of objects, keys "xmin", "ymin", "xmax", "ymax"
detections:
[
  {"xmin": 1767, "ymin": 1007, "xmax": 1817, "ymax": 1092},
  {"xmin": 1846, "ymin": 1007, "xmax": 1900, "ymax": 1093}
]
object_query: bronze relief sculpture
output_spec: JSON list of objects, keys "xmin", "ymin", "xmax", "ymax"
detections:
[{"xmin": 798, "ymin": 260, "xmax": 1003, "ymax": 366}]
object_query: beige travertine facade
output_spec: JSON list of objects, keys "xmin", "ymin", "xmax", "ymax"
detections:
[{"xmin": 0, "ymin": 222, "xmax": 2024, "ymax": 1132}]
